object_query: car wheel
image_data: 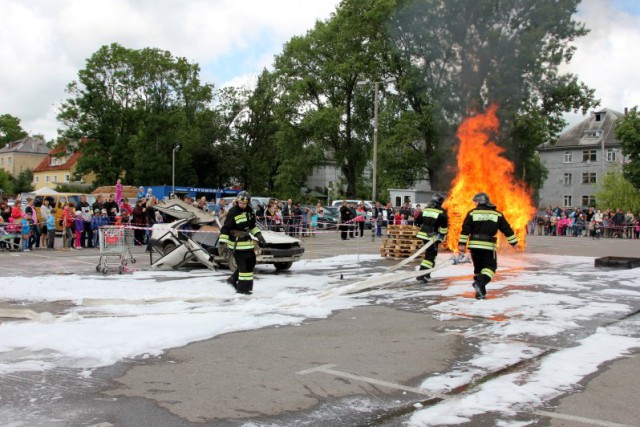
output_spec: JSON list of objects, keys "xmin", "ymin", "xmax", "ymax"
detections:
[
  {"xmin": 163, "ymin": 242, "xmax": 177, "ymax": 256},
  {"xmin": 273, "ymin": 261, "xmax": 293, "ymax": 271}
]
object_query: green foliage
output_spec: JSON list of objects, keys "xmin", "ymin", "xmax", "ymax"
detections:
[
  {"xmin": 54, "ymin": 183, "xmax": 95, "ymax": 193},
  {"xmin": 388, "ymin": 0, "xmax": 598, "ymax": 190},
  {"xmin": 12, "ymin": 169, "xmax": 34, "ymax": 194},
  {"xmin": 0, "ymin": 114, "xmax": 28, "ymax": 148},
  {"xmin": 614, "ymin": 107, "xmax": 640, "ymax": 190},
  {"xmin": 57, "ymin": 43, "xmax": 213, "ymax": 187},
  {"xmin": 595, "ymin": 170, "xmax": 640, "ymax": 212},
  {"xmin": 0, "ymin": 169, "xmax": 14, "ymax": 197}
]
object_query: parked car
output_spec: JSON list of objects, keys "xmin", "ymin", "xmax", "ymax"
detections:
[
  {"xmin": 150, "ymin": 199, "xmax": 304, "ymax": 271},
  {"xmin": 329, "ymin": 200, "xmax": 373, "ymax": 229},
  {"xmin": 317, "ymin": 206, "xmax": 339, "ymax": 230}
]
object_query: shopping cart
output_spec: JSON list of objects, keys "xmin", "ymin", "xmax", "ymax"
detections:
[{"xmin": 96, "ymin": 226, "xmax": 136, "ymax": 274}]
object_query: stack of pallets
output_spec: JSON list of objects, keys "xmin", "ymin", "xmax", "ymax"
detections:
[{"xmin": 380, "ymin": 225, "xmax": 421, "ymax": 259}]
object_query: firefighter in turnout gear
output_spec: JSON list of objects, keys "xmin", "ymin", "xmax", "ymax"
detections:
[
  {"xmin": 458, "ymin": 192, "xmax": 518, "ymax": 300},
  {"xmin": 415, "ymin": 193, "xmax": 448, "ymax": 282},
  {"xmin": 219, "ymin": 191, "xmax": 267, "ymax": 295}
]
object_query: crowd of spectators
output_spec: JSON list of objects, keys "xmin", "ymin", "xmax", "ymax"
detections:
[{"xmin": 529, "ymin": 206, "xmax": 640, "ymax": 239}]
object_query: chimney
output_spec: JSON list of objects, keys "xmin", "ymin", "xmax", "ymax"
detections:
[{"xmin": 624, "ymin": 107, "xmax": 628, "ymax": 115}]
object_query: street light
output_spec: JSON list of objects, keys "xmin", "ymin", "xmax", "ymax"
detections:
[
  {"xmin": 357, "ymin": 78, "xmax": 394, "ymax": 202},
  {"xmin": 172, "ymin": 144, "xmax": 181, "ymax": 198}
]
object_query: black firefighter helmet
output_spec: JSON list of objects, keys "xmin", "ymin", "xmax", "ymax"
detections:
[
  {"xmin": 236, "ymin": 191, "xmax": 251, "ymax": 203},
  {"xmin": 430, "ymin": 193, "xmax": 445, "ymax": 207},
  {"xmin": 472, "ymin": 192, "xmax": 495, "ymax": 208}
]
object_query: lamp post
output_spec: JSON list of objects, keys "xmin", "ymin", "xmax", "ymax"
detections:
[{"xmin": 172, "ymin": 144, "xmax": 181, "ymax": 198}]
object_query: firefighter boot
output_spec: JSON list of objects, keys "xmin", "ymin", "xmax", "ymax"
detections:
[
  {"xmin": 472, "ymin": 281, "xmax": 486, "ymax": 300},
  {"xmin": 226, "ymin": 275, "xmax": 238, "ymax": 291},
  {"xmin": 416, "ymin": 273, "xmax": 431, "ymax": 283}
]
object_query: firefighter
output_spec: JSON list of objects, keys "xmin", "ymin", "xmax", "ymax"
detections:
[
  {"xmin": 218, "ymin": 191, "xmax": 266, "ymax": 295},
  {"xmin": 415, "ymin": 193, "xmax": 448, "ymax": 283},
  {"xmin": 458, "ymin": 192, "xmax": 518, "ymax": 300}
]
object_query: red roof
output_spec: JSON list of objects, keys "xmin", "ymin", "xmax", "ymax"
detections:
[{"xmin": 33, "ymin": 150, "xmax": 82, "ymax": 173}]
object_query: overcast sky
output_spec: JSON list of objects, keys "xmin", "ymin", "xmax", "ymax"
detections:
[{"xmin": 0, "ymin": 0, "xmax": 638, "ymax": 141}]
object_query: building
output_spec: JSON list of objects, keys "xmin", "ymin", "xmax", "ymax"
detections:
[
  {"xmin": 0, "ymin": 137, "xmax": 49, "ymax": 177},
  {"xmin": 537, "ymin": 108, "xmax": 626, "ymax": 209},
  {"xmin": 32, "ymin": 145, "xmax": 95, "ymax": 190}
]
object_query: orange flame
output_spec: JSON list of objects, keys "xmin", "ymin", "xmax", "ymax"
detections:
[{"xmin": 443, "ymin": 105, "xmax": 535, "ymax": 251}]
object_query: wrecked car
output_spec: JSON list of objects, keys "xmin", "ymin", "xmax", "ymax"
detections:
[{"xmin": 149, "ymin": 199, "xmax": 305, "ymax": 271}]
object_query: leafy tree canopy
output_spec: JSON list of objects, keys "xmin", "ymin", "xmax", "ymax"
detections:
[
  {"xmin": 0, "ymin": 114, "xmax": 28, "ymax": 148},
  {"xmin": 595, "ymin": 170, "xmax": 640, "ymax": 212},
  {"xmin": 614, "ymin": 107, "xmax": 640, "ymax": 190}
]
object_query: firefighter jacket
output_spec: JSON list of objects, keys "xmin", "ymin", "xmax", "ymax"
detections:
[
  {"xmin": 415, "ymin": 204, "xmax": 448, "ymax": 242},
  {"xmin": 458, "ymin": 203, "xmax": 517, "ymax": 250},
  {"xmin": 219, "ymin": 204, "xmax": 262, "ymax": 251}
]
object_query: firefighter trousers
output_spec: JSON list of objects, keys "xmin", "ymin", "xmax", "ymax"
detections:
[
  {"xmin": 470, "ymin": 248, "xmax": 497, "ymax": 286},
  {"xmin": 419, "ymin": 240, "xmax": 438, "ymax": 272},
  {"xmin": 232, "ymin": 249, "xmax": 257, "ymax": 293}
]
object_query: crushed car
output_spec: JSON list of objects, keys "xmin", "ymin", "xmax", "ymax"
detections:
[{"xmin": 149, "ymin": 199, "xmax": 305, "ymax": 271}]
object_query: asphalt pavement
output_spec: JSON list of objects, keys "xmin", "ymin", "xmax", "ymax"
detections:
[{"xmin": 0, "ymin": 231, "xmax": 638, "ymax": 427}]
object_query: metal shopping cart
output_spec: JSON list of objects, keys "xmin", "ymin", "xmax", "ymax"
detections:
[{"xmin": 97, "ymin": 226, "xmax": 136, "ymax": 274}]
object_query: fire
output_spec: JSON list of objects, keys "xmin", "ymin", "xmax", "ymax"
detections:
[{"xmin": 443, "ymin": 105, "xmax": 535, "ymax": 251}]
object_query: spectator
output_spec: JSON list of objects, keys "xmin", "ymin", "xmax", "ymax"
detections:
[
  {"xmin": 132, "ymin": 200, "xmax": 146, "ymax": 246},
  {"xmin": 60, "ymin": 205, "xmax": 74, "ymax": 250},
  {"xmin": 355, "ymin": 202, "xmax": 366, "ymax": 238},
  {"xmin": 115, "ymin": 178, "xmax": 123, "ymax": 208},
  {"xmin": 92, "ymin": 195, "xmax": 104, "ymax": 215},
  {"xmin": 24, "ymin": 197, "xmax": 41, "ymax": 249},
  {"xmin": 103, "ymin": 194, "xmax": 119, "ymax": 224},
  {"xmin": 40, "ymin": 198, "xmax": 52, "ymax": 248},
  {"xmin": 74, "ymin": 211, "xmax": 84, "ymax": 250},
  {"xmin": 91, "ymin": 209, "xmax": 102, "ymax": 247},
  {"xmin": 21, "ymin": 213, "xmax": 31, "ymax": 252},
  {"xmin": 78, "ymin": 195, "xmax": 92, "ymax": 248},
  {"xmin": 46, "ymin": 212, "xmax": 55, "ymax": 249}
]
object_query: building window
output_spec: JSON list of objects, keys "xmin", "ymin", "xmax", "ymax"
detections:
[
  {"xmin": 35, "ymin": 176, "xmax": 40, "ymax": 183},
  {"xmin": 582, "ymin": 172, "xmax": 597, "ymax": 184},
  {"xmin": 563, "ymin": 173, "xmax": 572, "ymax": 185},
  {"xmin": 595, "ymin": 112, "xmax": 604, "ymax": 122},
  {"xmin": 64, "ymin": 174, "xmax": 70, "ymax": 182},
  {"xmin": 0, "ymin": 158, "xmax": 3, "ymax": 165},
  {"xmin": 7, "ymin": 157, "xmax": 11, "ymax": 165},
  {"xmin": 45, "ymin": 175, "xmax": 50, "ymax": 183},
  {"xmin": 607, "ymin": 149, "xmax": 616, "ymax": 162},
  {"xmin": 563, "ymin": 195, "xmax": 572, "ymax": 207},
  {"xmin": 581, "ymin": 196, "xmax": 596, "ymax": 207},
  {"xmin": 563, "ymin": 152, "xmax": 573, "ymax": 163},
  {"xmin": 53, "ymin": 175, "xmax": 58, "ymax": 183},
  {"xmin": 582, "ymin": 150, "xmax": 596, "ymax": 162}
]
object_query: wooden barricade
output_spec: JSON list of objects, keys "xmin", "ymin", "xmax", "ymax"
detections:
[{"xmin": 380, "ymin": 225, "xmax": 421, "ymax": 259}]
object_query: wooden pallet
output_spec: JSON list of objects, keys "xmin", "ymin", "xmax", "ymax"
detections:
[{"xmin": 386, "ymin": 225, "xmax": 419, "ymax": 237}]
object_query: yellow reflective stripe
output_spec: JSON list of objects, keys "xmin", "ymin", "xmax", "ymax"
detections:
[
  {"xmin": 468, "ymin": 240, "xmax": 496, "ymax": 250},
  {"xmin": 239, "ymin": 272, "xmax": 253, "ymax": 279},
  {"xmin": 250, "ymin": 227, "xmax": 260, "ymax": 235},
  {"xmin": 421, "ymin": 208, "xmax": 440, "ymax": 219},
  {"xmin": 480, "ymin": 268, "xmax": 495, "ymax": 278},
  {"xmin": 459, "ymin": 234, "xmax": 469, "ymax": 243},
  {"xmin": 471, "ymin": 213, "xmax": 499, "ymax": 222},
  {"xmin": 472, "ymin": 210, "xmax": 502, "ymax": 216},
  {"xmin": 235, "ymin": 213, "xmax": 247, "ymax": 224},
  {"xmin": 507, "ymin": 234, "xmax": 517, "ymax": 243},
  {"xmin": 231, "ymin": 241, "xmax": 254, "ymax": 250},
  {"xmin": 421, "ymin": 260, "xmax": 434, "ymax": 269},
  {"xmin": 416, "ymin": 232, "xmax": 432, "ymax": 240},
  {"xmin": 438, "ymin": 227, "xmax": 448, "ymax": 234},
  {"xmin": 219, "ymin": 234, "xmax": 230, "ymax": 244}
]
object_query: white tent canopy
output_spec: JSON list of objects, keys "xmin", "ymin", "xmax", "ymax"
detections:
[{"xmin": 32, "ymin": 187, "xmax": 60, "ymax": 196}]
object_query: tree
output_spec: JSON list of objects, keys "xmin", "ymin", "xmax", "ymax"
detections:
[
  {"xmin": 0, "ymin": 114, "xmax": 28, "ymax": 148},
  {"xmin": 0, "ymin": 169, "xmax": 14, "ymax": 197},
  {"xmin": 12, "ymin": 169, "xmax": 34, "ymax": 194},
  {"xmin": 57, "ymin": 43, "xmax": 213, "ymax": 186},
  {"xmin": 614, "ymin": 107, "xmax": 640, "ymax": 190},
  {"xmin": 273, "ymin": 0, "xmax": 406, "ymax": 198},
  {"xmin": 595, "ymin": 170, "xmax": 640, "ymax": 212},
  {"xmin": 388, "ymin": 0, "xmax": 598, "ymax": 189}
]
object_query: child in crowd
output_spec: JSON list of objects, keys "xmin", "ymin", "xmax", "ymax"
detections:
[
  {"xmin": 21, "ymin": 213, "xmax": 31, "ymax": 252},
  {"xmin": 91, "ymin": 209, "xmax": 102, "ymax": 247},
  {"xmin": 74, "ymin": 211, "xmax": 84, "ymax": 250},
  {"xmin": 46, "ymin": 213, "xmax": 56, "ymax": 249}
]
